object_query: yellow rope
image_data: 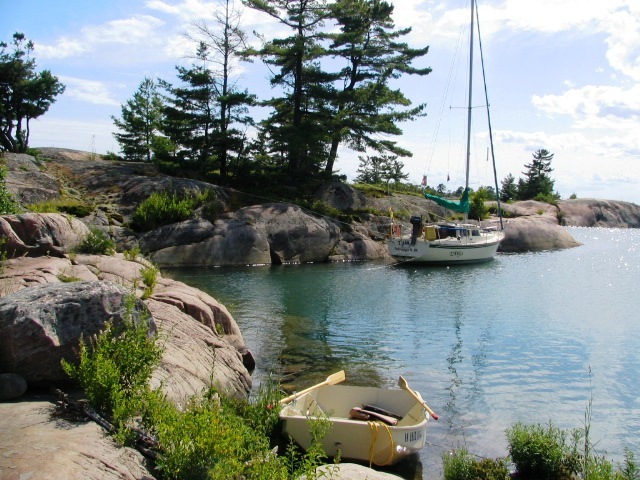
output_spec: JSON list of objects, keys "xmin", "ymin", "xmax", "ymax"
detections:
[{"xmin": 367, "ymin": 421, "xmax": 396, "ymax": 467}]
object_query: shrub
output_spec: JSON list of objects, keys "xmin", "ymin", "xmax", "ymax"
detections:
[
  {"xmin": 443, "ymin": 449, "xmax": 510, "ymax": 480},
  {"xmin": 139, "ymin": 263, "xmax": 159, "ymax": 299},
  {"xmin": 75, "ymin": 227, "xmax": 116, "ymax": 255},
  {"xmin": 61, "ymin": 294, "xmax": 161, "ymax": 436},
  {"xmin": 507, "ymin": 422, "xmax": 576, "ymax": 480},
  {"xmin": 123, "ymin": 246, "xmax": 141, "ymax": 261},
  {"xmin": 0, "ymin": 164, "xmax": 21, "ymax": 215},
  {"xmin": 26, "ymin": 198, "xmax": 93, "ymax": 217},
  {"xmin": 131, "ymin": 189, "xmax": 217, "ymax": 232}
]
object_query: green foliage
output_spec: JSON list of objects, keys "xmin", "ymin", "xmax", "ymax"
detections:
[
  {"xmin": 62, "ymin": 299, "xmax": 333, "ymax": 480},
  {"xmin": 123, "ymin": 246, "xmax": 141, "ymax": 261},
  {"xmin": 469, "ymin": 187, "xmax": 491, "ymax": 221},
  {"xmin": 443, "ymin": 449, "xmax": 510, "ymax": 480},
  {"xmin": 102, "ymin": 151, "xmax": 122, "ymax": 161},
  {"xmin": 620, "ymin": 449, "xmax": 640, "ymax": 480},
  {"xmin": 500, "ymin": 173, "xmax": 518, "ymax": 202},
  {"xmin": 131, "ymin": 189, "xmax": 216, "ymax": 232},
  {"xmin": 140, "ymin": 263, "xmax": 159, "ymax": 299},
  {"xmin": 61, "ymin": 294, "xmax": 162, "ymax": 434},
  {"xmin": 0, "ymin": 33, "xmax": 65, "ymax": 152},
  {"xmin": 112, "ymin": 77, "xmax": 164, "ymax": 162},
  {"xmin": 26, "ymin": 198, "xmax": 93, "ymax": 217},
  {"xmin": 75, "ymin": 227, "xmax": 116, "ymax": 255},
  {"xmin": 57, "ymin": 273, "xmax": 82, "ymax": 282},
  {"xmin": 507, "ymin": 422, "xmax": 577, "ymax": 480},
  {"xmin": 304, "ymin": 200, "xmax": 343, "ymax": 219},
  {"xmin": 534, "ymin": 192, "xmax": 560, "ymax": 205},
  {"xmin": 0, "ymin": 163, "xmax": 21, "ymax": 214},
  {"xmin": 355, "ymin": 154, "xmax": 409, "ymax": 191}
]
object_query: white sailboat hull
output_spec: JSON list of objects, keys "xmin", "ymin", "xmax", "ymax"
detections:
[{"xmin": 387, "ymin": 228, "xmax": 504, "ymax": 264}]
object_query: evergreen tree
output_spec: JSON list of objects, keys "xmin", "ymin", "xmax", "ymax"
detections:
[
  {"xmin": 0, "ymin": 33, "xmax": 65, "ymax": 153},
  {"xmin": 500, "ymin": 173, "xmax": 518, "ymax": 202},
  {"xmin": 323, "ymin": 0, "xmax": 431, "ymax": 175},
  {"xmin": 112, "ymin": 77, "xmax": 164, "ymax": 162},
  {"xmin": 188, "ymin": 0, "xmax": 256, "ymax": 178},
  {"xmin": 521, "ymin": 149, "xmax": 556, "ymax": 200},
  {"xmin": 244, "ymin": 0, "xmax": 333, "ymax": 179},
  {"xmin": 160, "ymin": 43, "xmax": 219, "ymax": 172}
]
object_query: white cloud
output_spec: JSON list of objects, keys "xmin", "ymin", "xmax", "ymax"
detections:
[
  {"xmin": 59, "ymin": 77, "xmax": 121, "ymax": 106},
  {"xmin": 145, "ymin": 0, "xmax": 219, "ymax": 21},
  {"xmin": 35, "ymin": 15, "xmax": 167, "ymax": 62}
]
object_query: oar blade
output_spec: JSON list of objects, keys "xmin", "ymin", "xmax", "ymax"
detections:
[{"xmin": 327, "ymin": 370, "xmax": 346, "ymax": 385}]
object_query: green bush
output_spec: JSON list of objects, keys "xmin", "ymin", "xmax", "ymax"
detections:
[
  {"xmin": 61, "ymin": 294, "xmax": 161, "ymax": 436},
  {"xmin": 131, "ymin": 189, "xmax": 217, "ymax": 232},
  {"xmin": 75, "ymin": 227, "xmax": 116, "ymax": 255},
  {"xmin": 26, "ymin": 198, "xmax": 93, "ymax": 217},
  {"xmin": 123, "ymin": 246, "xmax": 141, "ymax": 261},
  {"xmin": 0, "ymin": 164, "xmax": 21, "ymax": 215},
  {"xmin": 507, "ymin": 422, "xmax": 576, "ymax": 480},
  {"xmin": 140, "ymin": 263, "xmax": 159, "ymax": 299},
  {"xmin": 443, "ymin": 449, "xmax": 510, "ymax": 480}
]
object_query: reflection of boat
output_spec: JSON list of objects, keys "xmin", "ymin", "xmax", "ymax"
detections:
[
  {"xmin": 387, "ymin": 0, "xmax": 504, "ymax": 264},
  {"xmin": 279, "ymin": 372, "xmax": 432, "ymax": 466}
]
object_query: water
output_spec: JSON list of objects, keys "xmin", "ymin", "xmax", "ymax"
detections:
[{"xmin": 165, "ymin": 227, "xmax": 640, "ymax": 478}]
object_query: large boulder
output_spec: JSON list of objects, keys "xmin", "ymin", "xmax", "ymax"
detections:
[
  {"xmin": 143, "ymin": 203, "xmax": 341, "ymax": 267},
  {"xmin": 0, "ymin": 213, "xmax": 90, "ymax": 258},
  {"xmin": 0, "ymin": 255, "xmax": 253, "ymax": 400},
  {"xmin": 0, "ymin": 281, "xmax": 153, "ymax": 387},
  {"xmin": 3, "ymin": 152, "xmax": 60, "ymax": 206},
  {"xmin": 499, "ymin": 216, "xmax": 582, "ymax": 252},
  {"xmin": 141, "ymin": 217, "xmax": 272, "ymax": 267},
  {"xmin": 558, "ymin": 198, "xmax": 640, "ymax": 228},
  {"xmin": 147, "ymin": 299, "xmax": 251, "ymax": 402},
  {"xmin": 0, "ymin": 393, "xmax": 156, "ymax": 479},
  {"xmin": 238, "ymin": 203, "xmax": 341, "ymax": 264},
  {"xmin": 329, "ymin": 225, "xmax": 389, "ymax": 261}
]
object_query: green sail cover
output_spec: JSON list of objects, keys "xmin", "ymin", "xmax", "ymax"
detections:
[{"xmin": 424, "ymin": 188, "xmax": 470, "ymax": 214}]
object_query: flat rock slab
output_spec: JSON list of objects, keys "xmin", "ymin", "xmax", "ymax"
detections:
[{"xmin": 0, "ymin": 393, "xmax": 155, "ymax": 480}]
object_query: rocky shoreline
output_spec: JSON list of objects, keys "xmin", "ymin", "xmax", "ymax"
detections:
[
  {"xmin": 1, "ymin": 148, "xmax": 639, "ymax": 478},
  {"xmin": 4, "ymin": 148, "xmax": 640, "ymax": 268}
]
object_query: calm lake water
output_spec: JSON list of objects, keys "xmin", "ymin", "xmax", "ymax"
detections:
[{"xmin": 165, "ymin": 227, "xmax": 640, "ymax": 478}]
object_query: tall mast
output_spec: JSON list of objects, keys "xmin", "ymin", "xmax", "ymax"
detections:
[{"xmin": 465, "ymin": 0, "xmax": 475, "ymax": 195}]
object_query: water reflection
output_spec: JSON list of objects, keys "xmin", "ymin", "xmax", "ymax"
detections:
[{"xmin": 165, "ymin": 228, "xmax": 640, "ymax": 479}]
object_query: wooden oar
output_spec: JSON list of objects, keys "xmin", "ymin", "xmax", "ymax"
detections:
[
  {"xmin": 398, "ymin": 375, "xmax": 439, "ymax": 420},
  {"xmin": 279, "ymin": 370, "xmax": 346, "ymax": 405}
]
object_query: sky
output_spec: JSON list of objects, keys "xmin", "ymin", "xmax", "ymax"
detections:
[{"xmin": 2, "ymin": 0, "xmax": 639, "ymax": 204}]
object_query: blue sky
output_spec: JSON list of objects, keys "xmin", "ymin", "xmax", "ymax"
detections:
[{"xmin": 2, "ymin": 0, "xmax": 639, "ymax": 203}]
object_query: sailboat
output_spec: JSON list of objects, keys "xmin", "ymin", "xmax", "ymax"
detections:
[{"xmin": 387, "ymin": 0, "xmax": 504, "ymax": 264}]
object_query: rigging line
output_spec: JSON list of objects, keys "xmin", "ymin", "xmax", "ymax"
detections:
[
  {"xmin": 474, "ymin": 0, "xmax": 504, "ymax": 229},
  {"xmin": 425, "ymin": 25, "xmax": 466, "ymax": 179}
]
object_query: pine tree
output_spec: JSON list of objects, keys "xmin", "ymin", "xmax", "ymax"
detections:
[
  {"xmin": 112, "ymin": 77, "xmax": 164, "ymax": 162},
  {"xmin": 323, "ymin": 0, "xmax": 431, "ymax": 175},
  {"xmin": 0, "ymin": 33, "xmax": 65, "ymax": 153},
  {"xmin": 500, "ymin": 173, "xmax": 518, "ymax": 202},
  {"xmin": 187, "ymin": 0, "xmax": 256, "ymax": 178},
  {"xmin": 521, "ymin": 149, "xmax": 556, "ymax": 200},
  {"xmin": 244, "ymin": 0, "xmax": 333, "ymax": 179}
]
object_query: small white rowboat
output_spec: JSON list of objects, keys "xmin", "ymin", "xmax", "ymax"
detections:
[{"xmin": 279, "ymin": 372, "xmax": 435, "ymax": 466}]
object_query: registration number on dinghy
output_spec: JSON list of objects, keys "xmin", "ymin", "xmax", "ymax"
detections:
[{"xmin": 404, "ymin": 429, "xmax": 424, "ymax": 443}]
